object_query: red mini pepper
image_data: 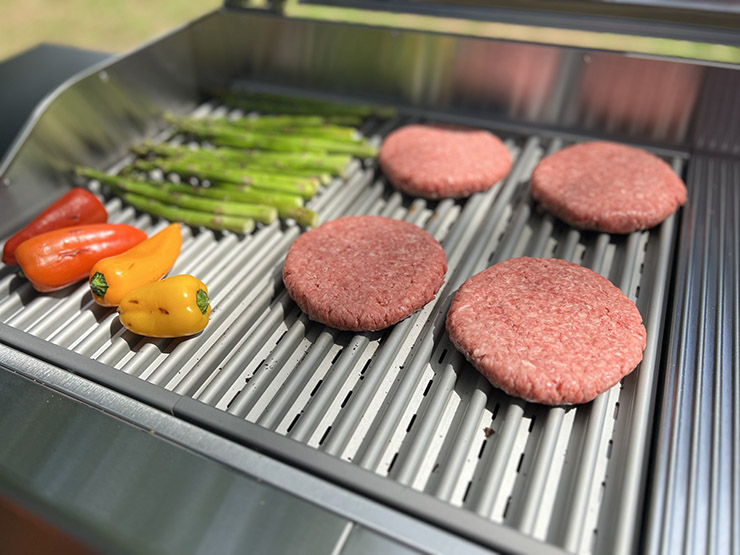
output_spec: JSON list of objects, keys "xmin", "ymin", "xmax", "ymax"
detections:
[
  {"xmin": 2, "ymin": 188, "xmax": 107, "ymax": 265},
  {"xmin": 15, "ymin": 224, "xmax": 147, "ymax": 292}
]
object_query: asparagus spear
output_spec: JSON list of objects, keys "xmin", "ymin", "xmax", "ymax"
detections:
[
  {"xmin": 211, "ymin": 104, "xmax": 365, "ymax": 126},
  {"xmin": 174, "ymin": 115, "xmax": 362, "ymax": 143},
  {"xmin": 122, "ymin": 193, "xmax": 255, "ymax": 234},
  {"xmin": 131, "ymin": 146, "xmax": 332, "ymax": 184},
  {"xmin": 119, "ymin": 181, "xmax": 276, "ymax": 223},
  {"xmin": 77, "ymin": 167, "xmax": 317, "ymax": 227},
  {"xmin": 133, "ymin": 159, "xmax": 319, "ymax": 199},
  {"xmin": 175, "ymin": 118, "xmax": 378, "ymax": 158},
  {"xmin": 176, "ymin": 184, "xmax": 316, "ymax": 226},
  {"xmin": 213, "ymin": 114, "xmax": 362, "ymax": 127},
  {"xmin": 132, "ymin": 142, "xmax": 351, "ymax": 175}
]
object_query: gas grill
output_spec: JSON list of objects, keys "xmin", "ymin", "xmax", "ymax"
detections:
[{"xmin": 0, "ymin": 3, "xmax": 738, "ymax": 554}]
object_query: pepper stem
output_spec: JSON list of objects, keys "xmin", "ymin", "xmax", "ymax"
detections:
[
  {"xmin": 90, "ymin": 272, "xmax": 109, "ymax": 298},
  {"xmin": 196, "ymin": 289, "xmax": 210, "ymax": 315}
]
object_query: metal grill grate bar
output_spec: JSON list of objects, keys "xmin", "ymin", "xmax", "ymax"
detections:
[
  {"xmin": 316, "ymin": 174, "xmax": 517, "ymax": 457},
  {"xmin": 352, "ymin": 139, "xmax": 533, "ymax": 473},
  {"xmin": 560, "ymin": 232, "xmax": 644, "ymax": 552},
  {"xmin": 391, "ymin": 184, "xmax": 551, "ymax": 495},
  {"xmin": 504, "ymin": 233, "xmax": 610, "ymax": 539}
]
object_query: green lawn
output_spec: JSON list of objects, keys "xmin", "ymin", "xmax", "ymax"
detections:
[
  {"xmin": 1, "ymin": 1, "xmax": 222, "ymax": 62},
  {"xmin": 4, "ymin": 1, "xmax": 737, "ymax": 65}
]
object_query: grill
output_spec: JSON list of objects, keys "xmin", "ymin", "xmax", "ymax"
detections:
[{"xmin": 1, "ymin": 6, "xmax": 738, "ymax": 555}]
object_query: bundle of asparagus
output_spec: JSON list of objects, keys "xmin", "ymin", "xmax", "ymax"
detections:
[
  {"xmin": 77, "ymin": 168, "xmax": 318, "ymax": 230},
  {"xmin": 77, "ymin": 90, "xmax": 390, "ymax": 233}
]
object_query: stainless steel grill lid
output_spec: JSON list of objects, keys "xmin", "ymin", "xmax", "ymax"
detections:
[{"xmin": 0, "ymin": 96, "xmax": 682, "ymax": 553}]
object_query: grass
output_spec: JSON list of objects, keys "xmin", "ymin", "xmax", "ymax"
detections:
[
  {"xmin": 0, "ymin": 1, "xmax": 222, "ymax": 62},
  {"xmin": 4, "ymin": 1, "xmax": 737, "ymax": 65},
  {"xmin": 284, "ymin": 1, "xmax": 740, "ymax": 64}
]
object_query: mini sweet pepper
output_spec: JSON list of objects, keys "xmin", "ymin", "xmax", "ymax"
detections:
[
  {"xmin": 89, "ymin": 223, "xmax": 181, "ymax": 306},
  {"xmin": 117, "ymin": 274, "xmax": 211, "ymax": 338},
  {"xmin": 3, "ymin": 187, "xmax": 107, "ymax": 266},
  {"xmin": 15, "ymin": 223, "xmax": 146, "ymax": 292}
]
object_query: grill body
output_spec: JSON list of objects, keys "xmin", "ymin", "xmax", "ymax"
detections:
[{"xmin": 0, "ymin": 9, "xmax": 738, "ymax": 555}]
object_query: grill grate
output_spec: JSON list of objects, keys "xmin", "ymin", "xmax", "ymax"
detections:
[{"xmin": 0, "ymin": 103, "xmax": 682, "ymax": 554}]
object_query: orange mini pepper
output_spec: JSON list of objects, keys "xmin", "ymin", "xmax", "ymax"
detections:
[
  {"xmin": 16, "ymin": 224, "xmax": 146, "ymax": 293},
  {"xmin": 89, "ymin": 223, "xmax": 181, "ymax": 307}
]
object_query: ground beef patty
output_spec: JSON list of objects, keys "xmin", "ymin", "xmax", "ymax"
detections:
[
  {"xmin": 283, "ymin": 215, "xmax": 447, "ymax": 332},
  {"xmin": 446, "ymin": 257, "xmax": 646, "ymax": 405},
  {"xmin": 379, "ymin": 124, "xmax": 512, "ymax": 199},
  {"xmin": 531, "ymin": 141, "xmax": 687, "ymax": 234}
]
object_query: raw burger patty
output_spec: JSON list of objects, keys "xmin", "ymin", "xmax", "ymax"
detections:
[
  {"xmin": 446, "ymin": 257, "xmax": 646, "ymax": 405},
  {"xmin": 379, "ymin": 124, "xmax": 512, "ymax": 199},
  {"xmin": 283, "ymin": 215, "xmax": 447, "ymax": 331},
  {"xmin": 531, "ymin": 141, "xmax": 687, "ymax": 234}
]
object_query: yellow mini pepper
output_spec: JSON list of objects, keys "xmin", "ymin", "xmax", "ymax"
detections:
[
  {"xmin": 89, "ymin": 223, "xmax": 182, "ymax": 307},
  {"xmin": 117, "ymin": 275, "xmax": 211, "ymax": 338}
]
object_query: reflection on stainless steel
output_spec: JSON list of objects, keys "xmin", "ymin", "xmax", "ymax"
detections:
[
  {"xmin": 577, "ymin": 53, "xmax": 704, "ymax": 142},
  {"xmin": 451, "ymin": 41, "xmax": 564, "ymax": 122},
  {"xmin": 691, "ymin": 67, "xmax": 740, "ymax": 155}
]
